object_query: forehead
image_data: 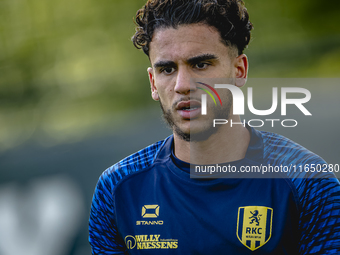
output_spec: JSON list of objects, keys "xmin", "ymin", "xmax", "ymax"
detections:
[{"xmin": 149, "ymin": 23, "xmax": 232, "ymax": 64}]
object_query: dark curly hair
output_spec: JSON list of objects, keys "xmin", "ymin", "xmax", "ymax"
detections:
[{"xmin": 132, "ymin": 0, "xmax": 253, "ymax": 56}]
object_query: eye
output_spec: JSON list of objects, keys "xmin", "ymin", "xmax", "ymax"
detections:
[
  {"xmin": 195, "ymin": 62, "xmax": 209, "ymax": 69},
  {"xmin": 161, "ymin": 67, "xmax": 176, "ymax": 75}
]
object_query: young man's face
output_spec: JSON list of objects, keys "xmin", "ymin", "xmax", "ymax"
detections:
[{"xmin": 147, "ymin": 23, "xmax": 248, "ymax": 141}]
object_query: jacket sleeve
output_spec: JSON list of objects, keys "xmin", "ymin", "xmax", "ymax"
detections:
[
  {"xmin": 298, "ymin": 175, "xmax": 340, "ymax": 254},
  {"xmin": 89, "ymin": 172, "xmax": 127, "ymax": 255}
]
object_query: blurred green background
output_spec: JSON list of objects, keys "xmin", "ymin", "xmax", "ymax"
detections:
[
  {"xmin": 0, "ymin": 0, "xmax": 339, "ymax": 151},
  {"xmin": 0, "ymin": 0, "xmax": 339, "ymax": 254}
]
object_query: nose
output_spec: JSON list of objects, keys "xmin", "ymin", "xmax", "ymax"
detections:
[{"xmin": 174, "ymin": 67, "xmax": 195, "ymax": 95}]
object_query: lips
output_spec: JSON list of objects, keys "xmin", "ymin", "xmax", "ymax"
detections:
[{"xmin": 176, "ymin": 100, "xmax": 201, "ymax": 119}]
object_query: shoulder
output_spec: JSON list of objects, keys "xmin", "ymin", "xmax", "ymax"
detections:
[
  {"xmin": 258, "ymin": 129, "xmax": 340, "ymax": 211},
  {"xmin": 259, "ymin": 130, "xmax": 327, "ymax": 172},
  {"xmin": 96, "ymin": 137, "xmax": 169, "ymax": 194},
  {"xmin": 89, "ymin": 137, "xmax": 172, "ymax": 254}
]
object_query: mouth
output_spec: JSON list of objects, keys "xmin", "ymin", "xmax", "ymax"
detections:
[
  {"xmin": 176, "ymin": 100, "xmax": 202, "ymax": 119},
  {"xmin": 179, "ymin": 105, "xmax": 200, "ymax": 111},
  {"xmin": 176, "ymin": 101, "xmax": 201, "ymax": 110}
]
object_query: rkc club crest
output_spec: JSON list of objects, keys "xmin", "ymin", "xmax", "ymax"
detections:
[{"xmin": 237, "ymin": 206, "xmax": 273, "ymax": 251}]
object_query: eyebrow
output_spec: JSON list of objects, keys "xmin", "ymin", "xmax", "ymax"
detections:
[
  {"xmin": 153, "ymin": 60, "xmax": 176, "ymax": 69},
  {"xmin": 153, "ymin": 54, "xmax": 218, "ymax": 69},
  {"xmin": 187, "ymin": 54, "xmax": 218, "ymax": 65}
]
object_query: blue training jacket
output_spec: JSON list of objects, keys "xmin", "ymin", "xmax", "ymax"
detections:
[{"xmin": 89, "ymin": 126, "xmax": 340, "ymax": 254}]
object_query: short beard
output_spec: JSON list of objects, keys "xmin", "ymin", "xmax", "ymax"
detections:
[
  {"xmin": 160, "ymin": 99, "xmax": 191, "ymax": 142},
  {"xmin": 159, "ymin": 94, "xmax": 232, "ymax": 142}
]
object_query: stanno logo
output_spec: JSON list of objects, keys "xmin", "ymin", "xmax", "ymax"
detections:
[
  {"xmin": 136, "ymin": 220, "xmax": 164, "ymax": 226},
  {"xmin": 141, "ymin": 205, "xmax": 160, "ymax": 218},
  {"xmin": 237, "ymin": 206, "xmax": 273, "ymax": 251}
]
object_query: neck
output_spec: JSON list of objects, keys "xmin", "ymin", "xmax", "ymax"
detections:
[{"xmin": 173, "ymin": 115, "xmax": 250, "ymax": 164}]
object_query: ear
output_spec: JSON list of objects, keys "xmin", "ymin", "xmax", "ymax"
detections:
[
  {"xmin": 148, "ymin": 67, "xmax": 159, "ymax": 101},
  {"xmin": 234, "ymin": 54, "xmax": 248, "ymax": 87}
]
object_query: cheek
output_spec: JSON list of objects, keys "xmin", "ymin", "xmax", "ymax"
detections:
[
  {"xmin": 154, "ymin": 77, "xmax": 176, "ymax": 101},
  {"xmin": 158, "ymin": 88, "xmax": 176, "ymax": 109},
  {"xmin": 159, "ymin": 85, "xmax": 173, "ymax": 96}
]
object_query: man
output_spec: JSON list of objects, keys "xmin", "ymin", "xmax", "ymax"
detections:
[{"xmin": 89, "ymin": 0, "xmax": 340, "ymax": 254}]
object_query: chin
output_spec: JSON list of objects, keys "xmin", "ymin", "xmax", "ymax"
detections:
[{"xmin": 174, "ymin": 121, "xmax": 219, "ymax": 142}]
